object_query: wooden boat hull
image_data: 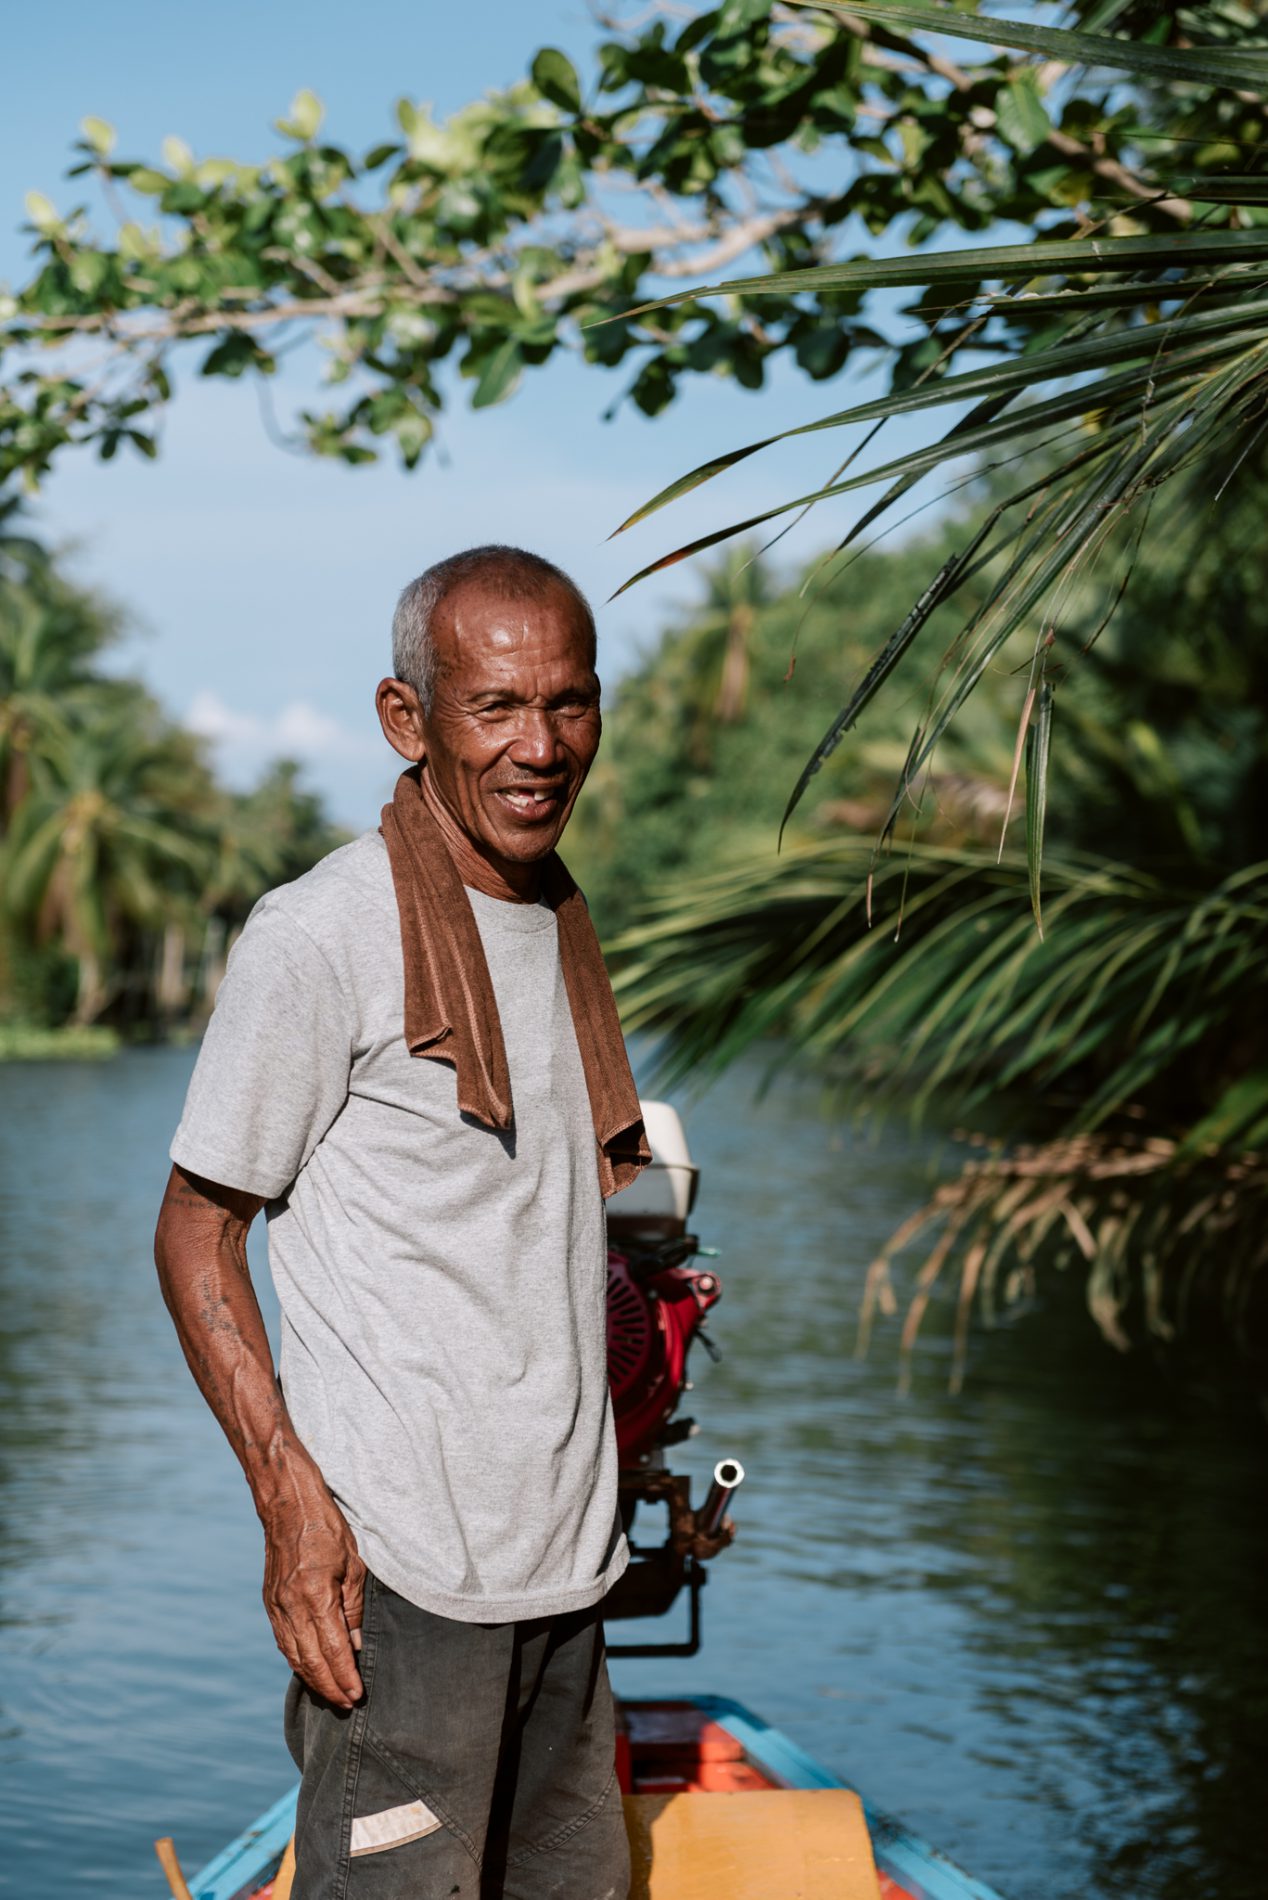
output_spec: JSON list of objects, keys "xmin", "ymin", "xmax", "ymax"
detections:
[{"xmin": 180, "ymin": 1696, "xmax": 1006, "ymax": 1900}]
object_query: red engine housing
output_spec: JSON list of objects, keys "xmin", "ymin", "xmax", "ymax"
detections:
[{"xmin": 607, "ymin": 1247, "xmax": 720, "ymax": 1465}]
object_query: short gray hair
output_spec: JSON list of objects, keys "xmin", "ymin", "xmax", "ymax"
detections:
[{"xmin": 391, "ymin": 545, "xmax": 596, "ymax": 712}]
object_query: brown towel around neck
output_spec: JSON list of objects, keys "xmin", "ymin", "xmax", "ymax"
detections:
[{"xmin": 380, "ymin": 766, "xmax": 649, "ymax": 1200}]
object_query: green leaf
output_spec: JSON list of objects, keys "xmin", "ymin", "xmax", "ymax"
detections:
[
  {"xmin": 280, "ymin": 88, "xmax": 325, "ymax": 142},
  {"xmin": 69, "ymin": 251, "xmax": 110, "ymax": 296},
  {"xmin": 955, "ymin": 271, "xmax": 1253, "ymax": 319},
  {"xmin": 720, "ymin": 0, "xmax": 771, "ymax": 24},
  {"xmin": 79, "ymin": 116, "xmax": 116, "ymax": 157},
  {"xmin": 531, "ymin": 47, "xmax": 583, "ymax": 114},
  {"xmin": 780, "ymin": 549, "xmax": 968, "ymax": 841},
  {"xmin": 471, "ymin": 339, "xmax": 524, "ymax": 408},
  {"xmin": 783, "ymin": 0, "xmax": 1268, "ymax": 89},
  {"xmin": 127, "ymin": 168, "xmax": 170, "ymax": 196},
  {"xmin": 1170, "ymin": 176, "xmax": 1268, "ymax": 206},
  {"xmin": 522, "ymin": 131, "xmax": 564, "ymax": 192},
  {"xmin": 614, "ymin": 326, "xmax": 1253, "ymax": 596},
  {"xmin": 23, "ymin": 191, "xmax": 59, "ymax": 231},
  {"xmin": 612, "ymin": 436, "xmax": 776, "ymax": 534},
  {"xmin": 195, "ymin": 158, "xmax": 240, "ymax": 189},
  {"xmin": 161, "ymin": 182, "xmax": 207, "ymax": 215},
  {"xmin": 1183, "ymin": 1072, "xmax": 1268, "ymax": 1153},
  {"xmin": 615, "ymin": 299, "xmax": 1268, "ymax": 534},
  {"xmin": 161, "ymin": 135, "xmax": 194, "ymax": 174},
  {"xmin": 1026, "ymin": 681, "xmax": 1054, "ymax": 938},
  {"xmin": 612, "ymin": 230, "xmax": 1268, "ymax": 323},
  {"xmin": 116, "ymin": 220, "xmax": 155, "ymax": 261},
  {"xmin": 394, "ymin": 410, "xmax": 433, "ymax": 467},
  {"xmin": 200, "ymin": 334, "xmax": 272, "ymax": 379},
  {"xmin": 996, "ymin": 75, "xmax": 1051, "ymax": 156}
]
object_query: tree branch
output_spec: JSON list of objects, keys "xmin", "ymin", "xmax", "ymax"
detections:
[{"xmin": 11, "ymin": 197, "xmax": 843, "ymax": 353}]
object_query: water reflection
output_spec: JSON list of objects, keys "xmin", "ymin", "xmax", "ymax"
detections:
[{"xmin": 1, "ymin": 1048, "xmax": 1265, "ymax": 1898}]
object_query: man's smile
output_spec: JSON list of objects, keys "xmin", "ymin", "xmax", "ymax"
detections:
[{"xmin": 493, "ymin": 783, "xmax": 567, "ymax": 822}]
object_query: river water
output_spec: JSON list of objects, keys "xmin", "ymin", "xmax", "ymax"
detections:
[{"xmin": 1, "ymin": 1045, "xmax": 1266, "ymax": 1899}]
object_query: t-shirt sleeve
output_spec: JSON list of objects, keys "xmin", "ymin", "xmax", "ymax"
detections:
[{"xmin": 170, "ymin": 905, "xmax": 355, "ymax": 1201}]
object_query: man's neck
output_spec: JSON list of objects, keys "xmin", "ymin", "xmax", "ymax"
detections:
[{"xmin": 418, "ymin": 769, "xmax": 542, "ymax": 904}]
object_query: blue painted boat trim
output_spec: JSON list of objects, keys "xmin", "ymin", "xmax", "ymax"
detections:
[
  {"xmin": 186, "ymin": 1785, "xmax": 297, "ymax": 1900},
  {"xmin": 694, "ymin": 1695, "xmax": 1008, "ymax": 1900},
  {"xmin": 185, "ymin": 1697, "xmax": 1008, "ymax": 1900}
]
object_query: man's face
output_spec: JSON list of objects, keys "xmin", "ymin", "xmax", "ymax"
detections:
[{"xmin": 417, "ymin": 582, "xmax": 601, "ymax": 871}]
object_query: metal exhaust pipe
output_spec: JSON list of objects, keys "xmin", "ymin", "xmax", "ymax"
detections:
[{"xmin": 698, "ymin": 1457, "xmax": 745, "ymax": 1537}]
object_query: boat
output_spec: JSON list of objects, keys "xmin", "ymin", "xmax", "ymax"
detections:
[
  {"xmin": 155, "ymin": 1106, "xmax": 1008, "ymax": 1899},
  {"xmin": 162, "ymin": 1693, "xmax": 1006, "ymax": 1900}
]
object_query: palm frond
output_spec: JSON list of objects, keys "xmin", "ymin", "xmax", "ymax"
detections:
[
  {"xmin": 604, "ymin": 12, "xmax": 1268, "ymax": 899},
  {"xmin": 785, "ymin": 2, "xmax": 1268, "ymax": 91},
  {"xmin": 862, "ymin": 1133, "xmax": 1268, "ymax": 1390},
  {"xmin": 611, "ymin": 232, "xmax": 1268, "ymax": 331},
  {"xmin": 614, "ymin": 296, "xmax": 1268, "ymax": 538},
  {"xmin": 613, "ymin": 844, "xmax": 1268, "ymax": 1132},
  {"xmin": 613, "ymin": 842, "xmax": 1268, "ymax": 1377},
  {"xmin": 1024, "ymin": 681, "xmax": 1053, "ymax": 937}
]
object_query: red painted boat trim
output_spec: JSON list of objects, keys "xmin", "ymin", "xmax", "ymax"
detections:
[{"xmin": 614, "ymin": 1699, "xmax": 918, "ymax": 1898}]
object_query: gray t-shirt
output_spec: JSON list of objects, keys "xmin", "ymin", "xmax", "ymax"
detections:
[{"xmin": 170, "ymin": 830, "xmax": 627, "ymax": 1622}]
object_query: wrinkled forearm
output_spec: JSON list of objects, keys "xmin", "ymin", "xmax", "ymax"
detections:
[
  {"xmin": 154, "ymin": 1165, "xmax": 321, "ymax": 1517},
  {"xmin": 155, "ymin": 1164, "xmax": 366, "ymax": 1704}
]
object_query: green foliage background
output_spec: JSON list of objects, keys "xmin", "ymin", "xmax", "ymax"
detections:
[{"xmin": 567, "ymin": 456, "xmax": 1268, "ymax": 1373}]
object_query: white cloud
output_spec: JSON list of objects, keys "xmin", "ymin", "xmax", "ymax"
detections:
[
  {"xmin": 185, "ymin": 690, "xmax": 262, "ymax": 751},
  {"xmin": 187, "ymin": 689, "xmax": 380, "ymax": 763},
  {"xmin": 184, "ymin": 689, "xmax": 392, "ymax": 827},
  {"xmin": 274, "ymin": 700, "xmax": 368, "ymax": 755}
]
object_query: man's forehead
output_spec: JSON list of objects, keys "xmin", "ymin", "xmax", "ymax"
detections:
[{"xmin": 437, "ymin": 581, "xmax": 595, "ymax": 670}]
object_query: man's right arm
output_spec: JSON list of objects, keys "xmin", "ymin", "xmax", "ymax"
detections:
[{"xmin": 154, "ymin": 1162, "xmax": 365, "ymax": 1708}]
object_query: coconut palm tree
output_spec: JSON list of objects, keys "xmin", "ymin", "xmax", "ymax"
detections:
[
  {"xmin": 2, "ymin": 698, "xmax": 213, "ymax": 1023},
  {"xmin": 679, "ymin": 543, "xmax": 774, "ymax": 744},
  {"xmin": 0, "ymin": 554, "xmax": 120, "ymax": 826},
  {"xmin": 194, "ymin": 760, "xmax": 349, "ymax": 1006}
]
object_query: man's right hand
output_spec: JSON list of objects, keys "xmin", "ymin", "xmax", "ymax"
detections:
[{"xmin": 258, "ymin": 1462, "xmax": 367, "ymax": 1709}]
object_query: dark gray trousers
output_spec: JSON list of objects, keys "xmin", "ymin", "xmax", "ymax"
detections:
[{"xmin": 284, "ymin": 1572, "xmax": 629, "ymax": 1900}]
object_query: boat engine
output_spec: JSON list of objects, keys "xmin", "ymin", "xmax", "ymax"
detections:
[
  {"xmin": 607, "ymin": 1241, "xmax": 720, "ymax": 1466},
  {"xmin": 604, "ymin": 1101, "xmax": 740, "ymax": 1657}
]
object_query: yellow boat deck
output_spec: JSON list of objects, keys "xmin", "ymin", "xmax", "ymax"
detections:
[{"xmin": 626, "ymin": 1789, "xmax": 881, "ymax": 1900}]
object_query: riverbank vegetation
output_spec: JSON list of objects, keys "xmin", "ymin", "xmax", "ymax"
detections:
[
  {"xmin": 0, "ymin": 513, "xmax": 346, "ymax": 1042},
  {"xmin": 566, "ymin": 456, "xmax": 1268, "ymax": 1378}
]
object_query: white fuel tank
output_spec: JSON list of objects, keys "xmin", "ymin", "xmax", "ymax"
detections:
[{"xmin": 609, "ymin": 1099, "xmax": 699, "ymax": 1234}]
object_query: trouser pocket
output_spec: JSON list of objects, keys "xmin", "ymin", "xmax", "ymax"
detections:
[
  {"xmin": 283, "ymin": 1574, "xmax": 627, "ymax": 1900},
  {"xmin": 286, "ymin": 1574, "xmax": 482, "ymax": 1900},
  {"xmin": 337, "ymin": 1735, "xmax": 478, "ymax": 1899}
]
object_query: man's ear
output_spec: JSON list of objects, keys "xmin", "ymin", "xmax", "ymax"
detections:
[{"xmin": 375, "ymin": 677, "xmax": 426, "ymax": 763}]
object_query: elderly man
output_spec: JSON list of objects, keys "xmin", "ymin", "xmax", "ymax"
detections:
[{"xmin": 154, "ymin": 545, "xmax": 648, "ymax": 1900}]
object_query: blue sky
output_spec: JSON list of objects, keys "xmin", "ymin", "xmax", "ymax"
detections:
[{"xmin": 2, "ymin": 0, "xmax": 932, "ymax": 826}]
